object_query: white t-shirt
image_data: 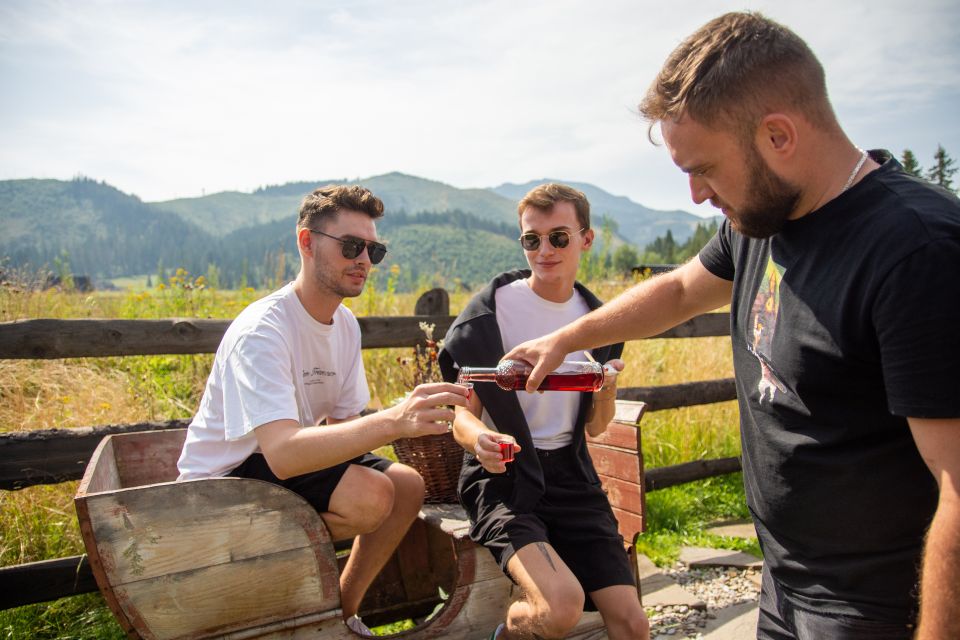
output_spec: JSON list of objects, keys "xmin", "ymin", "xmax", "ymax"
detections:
[
  {"xmin": 484, "ymin": 278, "xmax": 592, "ymax": 449},
  {"xmin": 177, "ymin": 283, "xmax": 370, "ymax": 480}
]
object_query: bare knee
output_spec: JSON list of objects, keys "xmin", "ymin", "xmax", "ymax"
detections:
[
  {"xmin": 607, "ymin": 608, "xmax": 650, "ymax": 640},
  {"xmin": 535, "ymin": 584, "xmax": 584, "ymax": 638},
  {"xmin": 336, "ymin": 468, "xmax": 394, "ymax": 533},
  {"xmin": 385, "ymin": 463, "xmax": 425, "ymax": 514}
]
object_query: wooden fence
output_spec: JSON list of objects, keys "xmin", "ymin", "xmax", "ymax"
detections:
[{"xmin": 0, "ymin": 288, "xmax": 740, "ymax": 610}]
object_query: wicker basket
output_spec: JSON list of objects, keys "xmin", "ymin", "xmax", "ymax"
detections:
[{"xmin": 392, "ymin": 431, "xmax": 463, "ymax": 503}]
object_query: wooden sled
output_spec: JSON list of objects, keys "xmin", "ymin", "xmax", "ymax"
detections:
[{"xmin": 74, "ymin": 400, "xmax": 646, "ymax": 639}]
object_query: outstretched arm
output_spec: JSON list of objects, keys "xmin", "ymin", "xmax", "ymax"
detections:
[
  {"xmin": 505, "ymin": 257, "xmax": 732, "ymax": 392},
  {"xmin": 255, "ymin": 382, "xmax": 468, "ymax": 479},
  {"xmin": 909, "ymin": 417, "xmax": 960, "ymax": 640}
]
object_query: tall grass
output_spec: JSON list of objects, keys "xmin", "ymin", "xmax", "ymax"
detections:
[{"xmin": 0, "ymin": 271, "xmax": 749, "ymax": 636}]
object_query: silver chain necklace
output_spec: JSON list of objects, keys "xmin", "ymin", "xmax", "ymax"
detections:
[{"xmin": 841, "ymin": 148, "xmax": 869, "ymax": 193}]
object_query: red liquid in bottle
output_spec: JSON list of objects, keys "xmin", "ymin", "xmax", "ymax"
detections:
[
  {"xmin": 457, "ymin": 360, "xmax": 606, "ymax": 392},
  {"xmin": 502, "ymin": 371, "xmax": 603, "ymax": 392}
]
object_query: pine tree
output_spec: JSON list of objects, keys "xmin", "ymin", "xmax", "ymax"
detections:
[
  {"xmin": 926, "ymin": 145, "xmax": 957, "ymax": 192},
  {"xmin": 613, "ymin": 244, "xmax": 639, "ymax": 274},
  {"xmin": 900, "ymin": 149, "xmax": 922, "ymax": 178}
]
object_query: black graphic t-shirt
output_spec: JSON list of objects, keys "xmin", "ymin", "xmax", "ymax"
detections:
[{"xmin": 699, "ymin": 150, "xmax": 960, "ymax": 622}]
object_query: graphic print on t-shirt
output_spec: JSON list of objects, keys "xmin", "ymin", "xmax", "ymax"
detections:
[
  {"xmin": 303, "ymin": 367, "xmax": 337, "ymax": 386},
  {"xmin": 747, "ymin": 256, "xmax": 787, "ymax": 403}
]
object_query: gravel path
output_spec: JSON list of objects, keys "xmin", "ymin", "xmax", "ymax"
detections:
[{"xmin": 648, "ymin": 563, "xmax": 761, "ymax": 639}]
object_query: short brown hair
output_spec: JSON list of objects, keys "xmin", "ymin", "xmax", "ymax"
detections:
[
  {"xmin": 517, "ymin": 183, "xmax": 591, "ymax": 230},
  {"xmin": 639, "ymin": 12, "xmax": 838, "ymax": 141},
  {"xmin": 297, "ymin": 185, "xmax": 384, "ymax": 230}
]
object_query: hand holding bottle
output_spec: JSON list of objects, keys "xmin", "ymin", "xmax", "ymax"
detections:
[
  {"xmin": 474, "ymin": 432, "xmax": 521, "ymax": 474},
  {"xmin": 502, "ymin": 332, "xmax": 575, "ymax": 393},
  {"xmin": 599, "ymin": 358, "xmax": 624, "ymax": 391}
]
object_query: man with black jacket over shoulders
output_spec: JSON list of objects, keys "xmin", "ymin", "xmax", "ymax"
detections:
[{"xmin": 440, "ymin": 183, "xmax": 650, "ymax": 640}]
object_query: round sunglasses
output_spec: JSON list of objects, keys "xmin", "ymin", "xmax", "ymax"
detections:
[
  {"xmin": 518, "ymin": 228, "xmax": 585, "ymax": 251},
  {"xmin": 310, "ymin": 229, "xmax": 388, "ymax": 265}
]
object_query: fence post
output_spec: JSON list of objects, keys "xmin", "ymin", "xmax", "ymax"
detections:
[{"xmin": 414, "ymin": 288, "xmax": 449, "ymax": 316}]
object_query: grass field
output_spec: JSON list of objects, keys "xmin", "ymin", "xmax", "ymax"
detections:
[{"xmin": 0, "ymin": 272, "xmax": 751, "ymax": 638}]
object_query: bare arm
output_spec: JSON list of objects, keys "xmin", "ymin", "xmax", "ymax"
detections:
[
  {"xmin": 505, "ymin": 257, "xmax": 732, "ymax": 392},
  {"xmin": 584, "ymin": 359, "xmax": 624, "ymax": 437},
  {"xmin": 909, "ymin": 417, "xmax": 960, "ymax": 640},
  {"xmin": 452, "ymin": 392, "xmax": 520, "ymax": 474},
  {"xmin": 255, "ymin": 382, "xmax": 469, "ymax": 479}
]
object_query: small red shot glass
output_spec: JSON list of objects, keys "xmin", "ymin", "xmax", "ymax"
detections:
[{"xmin": 498, "ymin": 441, "xmax": 515, "ymax": 463}]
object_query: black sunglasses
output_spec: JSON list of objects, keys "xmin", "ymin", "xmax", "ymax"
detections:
[
  {"xmin": 518, "ymin": 228, "xmax": 585, "ymax": 251},
  {"xmin": 310, "ymin": 229, "xmax": 388, "ymax": 265}
]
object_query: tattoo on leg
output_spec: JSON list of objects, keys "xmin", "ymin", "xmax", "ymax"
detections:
[{"xmin": 536, "ymin": 542, "xmax": 557, "ymax": 572}]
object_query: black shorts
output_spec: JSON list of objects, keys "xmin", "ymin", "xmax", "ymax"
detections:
[
  {"xmin": 757, "ymin": 566, "xmax": 915, "ymax": 640},
  {"xmin": 228, "ymin": 452, "xmax": 393, "ymax": 513},
  {"xmin": 460, "ymin": 445, "xmax": 635, "ymax": 607}
]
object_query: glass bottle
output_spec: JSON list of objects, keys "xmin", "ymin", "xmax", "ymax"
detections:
[{"xmin": 456, "ymin": 359, "xmax": 612, "ymax": 392}]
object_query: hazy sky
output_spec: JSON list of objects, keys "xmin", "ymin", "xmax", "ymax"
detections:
[{"xmin": 2, "ymin": 0, "xmax": 958, "ymax": 216}]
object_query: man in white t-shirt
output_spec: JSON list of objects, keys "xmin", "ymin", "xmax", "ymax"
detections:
[
  {"xmin": 439, "ymin": 184, "xmax": 650, "ymax": 640},
  {"xmin": 177, "ymin": 185, "xmax": 468, "ymax": 636}
]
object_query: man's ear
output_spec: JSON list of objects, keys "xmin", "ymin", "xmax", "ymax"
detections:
[
  {"xmin": 755, "ymin": 113, "xmax": 798, "ymax": 162},
  {"xmin": 297, "ymin": 227, "xmax": 314, "ymax": 254},
  {"xmin": 581, "ymin": 228, "xmax": 595, "ymax": 250}
]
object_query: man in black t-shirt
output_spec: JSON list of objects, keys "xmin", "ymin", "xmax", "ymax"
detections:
[{"xmin": 504, "ymin": 12, "xmax": 959, "ymax": 640}]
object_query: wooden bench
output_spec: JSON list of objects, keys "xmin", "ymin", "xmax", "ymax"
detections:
[{"xmin": 74, "ymin": 400, "xmax": 646, "ymax": 639}]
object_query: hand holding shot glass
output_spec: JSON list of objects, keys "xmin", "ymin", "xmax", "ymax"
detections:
[{"xmin": 474, "ymin": 431, "xmax": 520, "ymax": 474}]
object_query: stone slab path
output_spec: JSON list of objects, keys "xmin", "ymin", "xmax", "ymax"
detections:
[
  {"xmin": 704, "ymin": 519, "xmax": 757, "ymax": 540},
  {"xmin": 644, "ymin": 543, "xmax": 763, "ymax": 639},
  {"xmin": 679, "ymin": 546, "xmax": 763, "ymax": 570}
]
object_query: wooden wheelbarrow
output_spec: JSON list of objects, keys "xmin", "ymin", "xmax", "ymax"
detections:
[{"xmin": 74, "ymin": 400, "xmax": 646, "ymax": 639}]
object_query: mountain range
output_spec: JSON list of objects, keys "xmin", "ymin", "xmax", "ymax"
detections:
[{"xmin": 0, "ymin": 172, "xmax": 710, "ymax": 290}]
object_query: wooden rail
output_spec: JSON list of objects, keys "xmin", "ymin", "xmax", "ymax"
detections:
[
  {"xmin": 0, "ymin": 288, "xmax": 741, "ymax": 610},
  {"xmin": 0, "ymin": 311, "xmax": 727, "ymax": 359}
]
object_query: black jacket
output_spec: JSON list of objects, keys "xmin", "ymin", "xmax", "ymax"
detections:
[{"xmin": 438, "ymin": 270, "xmax": 623, "ymax": 511}]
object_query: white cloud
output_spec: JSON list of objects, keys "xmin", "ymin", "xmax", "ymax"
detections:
[{"xmin": 1, "ymin": 0, "xmax": 958, "ymax": 213}]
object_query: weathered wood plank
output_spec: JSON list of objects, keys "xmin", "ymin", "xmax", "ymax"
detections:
[
  {"xmin": 0, "ymin": 315, "xmax": 457, "ymax": 358},
  {"xmin": 619, "ymin": 377, "xmax": 737, "ymax": 411},
  {"xmin": 219, "ymin": 609, "xmax": 353, "ymax": 640},
  {"xmin": 587, "ymin": 421, "xmax": 641, "ymax": 450},
  {"xmin": 0, "ymin": 312, "xmax": 728, "ymax": 359},
  {"xmin": 610, "ymin": 507, "xmax": 644, "ymax": 541},
  {"xmin": 588, "ymin": 446, "xmax": 641, "ymax": 485},
  {"xmin": 596, "ymin": 474, "xmax": 644, "ymax": 516},
  {"xmin": 645, "ymin": 456, "xmax": 743, "ymax": 491},
  {"xmin": 112, "ymin": 429, "xmax": 185, "ymax": 487},
  {"xmin": 113, "ymin": 546, "xmax": 332, "ymax": 639},
  {"xmin": 82, "ymin": 485, "xmax": 326, "ymax": 584},
  {"xmin": 0, "ymin": 555, "xmax": 97, "ymax": 609},
  {"xmin": 0, "ymin": 419, "xmax": 189, "ymax": 490},
  {"xmin": 81, "ymin": 434, "xmax": 120, "ymax": 495},
  {"xmin": 413, "ymin": 288, "xmax": 450, "ymax": 316},
  {"xmin": 611, "ymin": 400, "xmax": 647, "ymax": 426}
]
